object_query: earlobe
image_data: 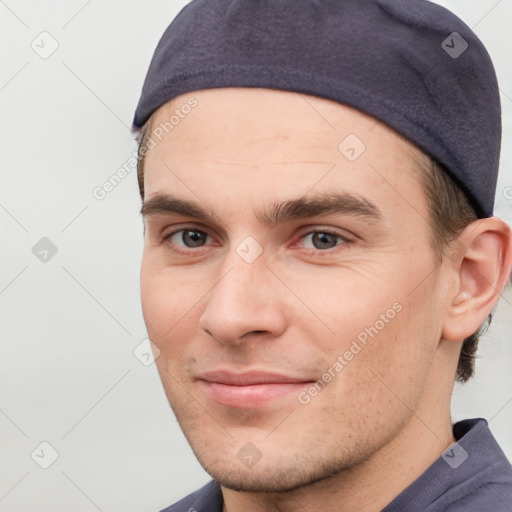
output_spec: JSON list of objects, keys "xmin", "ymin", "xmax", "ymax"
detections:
[{"xmin": 442, "ymin": 218, "xmax": 512, "ymax": 342}]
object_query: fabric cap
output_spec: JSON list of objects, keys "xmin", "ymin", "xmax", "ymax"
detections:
[{"xmin": 133, "ymin": 0, "xmax": 501, "ymax": 218}]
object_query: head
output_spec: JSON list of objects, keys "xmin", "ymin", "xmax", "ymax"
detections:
[
  {"xmin": 132, "ymin": 0, "xmax": 512, "ymax": 496},
  {"xmin": 136, "ymin": 110, "xmax": 495, "ymax": 384},
  {"xmin": 136, "ymin": 86, "xmax": 511, "ymax": 492}
]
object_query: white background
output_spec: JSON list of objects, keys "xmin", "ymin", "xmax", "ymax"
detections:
[{"xmin": 1, "ymin": 1, "xmax": 511, "ymax": 510}]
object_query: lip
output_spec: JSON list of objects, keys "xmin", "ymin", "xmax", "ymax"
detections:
[{"xmin": 196, "ymin": 370, "xmax": 314, "ymax": 408}]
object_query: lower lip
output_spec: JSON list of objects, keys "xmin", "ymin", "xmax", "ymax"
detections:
[{"xmin": 198, "ymin": 381, "xmax": 311, "ymax": 408}]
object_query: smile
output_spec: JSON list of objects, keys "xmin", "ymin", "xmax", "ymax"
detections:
[{"xmin": 196, "ymin": 371, "xmax": 314, "ymax": 408}]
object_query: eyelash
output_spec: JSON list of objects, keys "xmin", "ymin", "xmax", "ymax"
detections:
[
  {"xmin": 295, "ymin": 230, "xmax": 351, "ymax": 254},
  {"xmin": 160, "ymin": 225, "xmax": 353, "ymax": 256}
]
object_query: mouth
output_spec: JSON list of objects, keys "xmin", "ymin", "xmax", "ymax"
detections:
[{"xmin": 196, "ymin": 370, "xmax": 314, "ymax": 408}]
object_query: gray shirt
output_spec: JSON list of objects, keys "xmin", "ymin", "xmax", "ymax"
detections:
[{"xmin": 160, "ymin": 418, "xmax": 512, "ymax": 512}]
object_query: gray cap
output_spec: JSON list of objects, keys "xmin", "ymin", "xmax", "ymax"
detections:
[{"xmin": 133, "ymin": 0, "xmax": 501, "ymax": 217}]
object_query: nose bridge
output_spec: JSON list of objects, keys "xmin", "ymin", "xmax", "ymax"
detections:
[
  {"xmin": 199, "ymin": 247, "xmax": 285, "ymax": 343},
  {"xmin": 210, "ymin": 249, "xmax": 269, "ymax": 316},
  {"xmin": 215, "ymin": 233, "xmax": 271, "ymax": 299}
]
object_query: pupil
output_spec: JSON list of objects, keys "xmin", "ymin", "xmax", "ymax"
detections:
[
  {"xmin": 183, "ymin": 230, "xmax": 206, "ymax": 247},
  {"xmin": 313, "ymin": 232, "xmax": 336, "ymax": 249}
]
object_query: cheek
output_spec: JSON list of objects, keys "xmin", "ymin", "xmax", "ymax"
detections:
[
  {"xmin": 290, "ymin": 256, "xmax": 441, "ymax": 392},
  {"xmin": 336, "ymin": 281, "xmax": 441, "ymax": 410},
  {"xmin": 274, "ymin": 261, "xmax": 405, "ymax": 351},
  {"xmin": 140, "ymin": 260, "xmax": 200, "ymax": 355}
]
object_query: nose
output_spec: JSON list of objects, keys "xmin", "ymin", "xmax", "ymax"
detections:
[{"xmin": 198, "ymin": 256, "xmax": 287, "ymax": 345}]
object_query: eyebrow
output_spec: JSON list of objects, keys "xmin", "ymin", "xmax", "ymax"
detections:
[{"xmin": 140, "ymin": 192, "xmax": 382, "ymax": 226}]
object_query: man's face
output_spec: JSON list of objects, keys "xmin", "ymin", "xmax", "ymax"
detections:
[{"xmin": 140, "ymin": 88, "xmax": 450, "ymax": 492}]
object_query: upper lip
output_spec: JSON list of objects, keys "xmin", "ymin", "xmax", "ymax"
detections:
[{"xmin": 197, "ymin": 370, "xmax": 313, "ymax": 386}]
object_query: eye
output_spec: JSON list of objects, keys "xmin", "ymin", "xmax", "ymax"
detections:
[
  {"xmin": 167, "ymin": 229, "xmax": 211, "ymax": 248},
  {"xmin": 300, "ymin": 231, "xmax": 346, "ymax": 250}
]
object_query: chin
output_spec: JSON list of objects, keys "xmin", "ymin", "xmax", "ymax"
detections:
[
  {"xmin": 206, "ymin": 463, "xmax": 334, "ymax": 493},
  {"xmin": 191, "ymin": 443, "xmax": 366, "ymax": 494}
]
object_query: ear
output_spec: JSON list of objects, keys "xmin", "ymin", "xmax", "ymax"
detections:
[{"xmin": 442, "ymin": 217, "xmax": 512, "ymax": 341}]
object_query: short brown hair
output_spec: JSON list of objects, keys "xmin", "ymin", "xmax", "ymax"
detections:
[
  {"xmin": 411, "ymin": 151, "xmax": 491, "ymax": 382},
  {"xmin": 135, "ymin": 118, "xmax": 152, "ymax": 200},
  {"xmin": 134, "ymin": 117, "xmax": 490, "ymax": 382}
]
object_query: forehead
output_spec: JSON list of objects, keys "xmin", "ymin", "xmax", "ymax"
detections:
[{"xmin": 142, "ymin": 87, "xmax": 427, "ymax": 220}]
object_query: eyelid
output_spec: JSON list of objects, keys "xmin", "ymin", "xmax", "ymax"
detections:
[
  {"xmin": 158, "ymin": 223, "xmax": 355, "ymax": 255},
  {"xmin": 288, "ymin": 226, "xmax": 355, "ymax": 255},
  {"xmin": 161, "ymin": 223, "xmax": 216, "ymax": 241},
  {"xmin": 158, "ymin": 227, "xmax": 220, "ymax": 259},
  {"xmin": 294, "ymin": 225, "xmax": 355, "ymax": 242},
  {"xmin": 160, "ymin": 224, "xmax": 216, "ymax": 246}
]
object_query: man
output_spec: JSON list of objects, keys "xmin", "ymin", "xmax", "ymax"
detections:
[{"xmin": 132, "ymin": 1, "xmax": 512, "ymax": 510}]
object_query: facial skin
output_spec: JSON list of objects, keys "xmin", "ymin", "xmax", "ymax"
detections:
[{"xmin": 139, "ymin": 88, "xmax": 511, "ymax": 512}]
